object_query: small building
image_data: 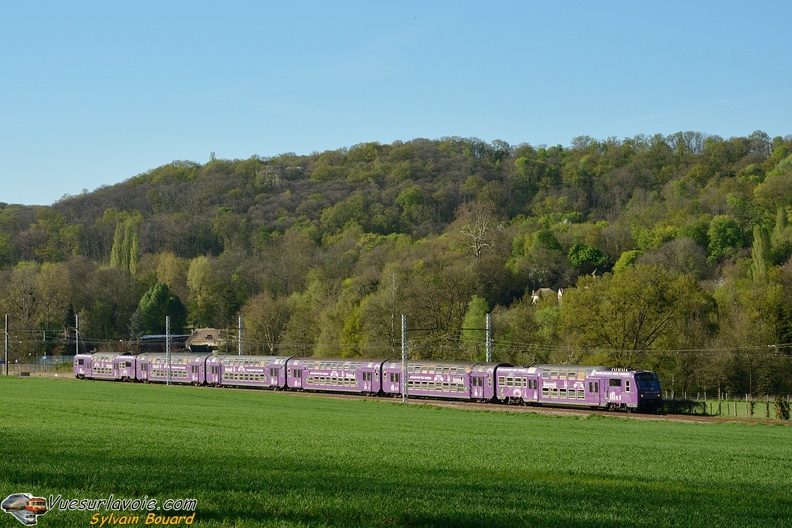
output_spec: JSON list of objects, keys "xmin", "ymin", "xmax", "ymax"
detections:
[{"xmin": 186, "ymin": 328, "xmax": 226, "ymax": 353}]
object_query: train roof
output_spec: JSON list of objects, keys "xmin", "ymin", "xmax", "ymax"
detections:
[
  {"xmin": 290, "ymin": 357, "xmax": 385, "ymax": 368},
  {"xmin": 219, "ymin": 355, "xmax": 291, "ymax": 365}
]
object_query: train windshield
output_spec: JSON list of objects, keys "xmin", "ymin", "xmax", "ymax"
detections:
[{"xmin": 635, "ymin": 373, "xmax": 660, "ymax": 391}]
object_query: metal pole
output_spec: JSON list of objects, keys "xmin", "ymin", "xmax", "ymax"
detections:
[
  {"xmin": 401, "ymin": 314, "xmax": 408, "ymax": 403},
  {"xmin": 75, "ymin": 314, "xmax": 80, "ymax": 355},
  {"xmin": 4, "ymin": 315, "xmax": 8, "ymax": 376},
  {"xmin": 238, "ymin": 315, "xmax": 243, "ymax": 356},
  {"xmin": 486, "ymin": 312, "xmax": 492, "ymax": 363},
  {"xmin": 166, "ymin": 316, "xmax": 171, "ymax": 386}
]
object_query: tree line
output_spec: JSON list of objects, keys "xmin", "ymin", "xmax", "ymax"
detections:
[{"xmin": 1, "ymin": 131, "xmax": 792, "ymax": 396}]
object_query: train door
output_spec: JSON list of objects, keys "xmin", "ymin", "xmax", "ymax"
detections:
[
  {"xmin": 588, "ymin": 379, "xmax": 602, "ymax": 407},
  {"xmin": 474, "ymin": 375, "xmax": 484, "ymax": 399}
]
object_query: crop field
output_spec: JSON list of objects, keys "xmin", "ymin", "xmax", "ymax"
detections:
[{"xmin": 1, "ymin": 378, "xmax": 790, "ymax": 528}]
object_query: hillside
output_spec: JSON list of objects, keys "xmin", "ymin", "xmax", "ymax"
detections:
[{"xmin": 1, "ymin": 131, "xmax": 792, "ymax": 396}]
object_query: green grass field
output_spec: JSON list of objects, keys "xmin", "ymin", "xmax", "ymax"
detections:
[{"xmin": 1, "ymin": 378, "xmax": 790, "ymax": 528}]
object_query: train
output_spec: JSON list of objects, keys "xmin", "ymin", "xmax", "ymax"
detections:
[
  {"xmin": 73, "ymin": 352, "xmax": 663, "ymax": 412},
  {"xmin": 2, "ymin": 494, "xmax": 47, "ymax": 526}
]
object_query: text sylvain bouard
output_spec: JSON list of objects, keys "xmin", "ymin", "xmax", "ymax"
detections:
[{"xmin": 90, "ymin": 512, "xmax": 196, "ymax": 526}]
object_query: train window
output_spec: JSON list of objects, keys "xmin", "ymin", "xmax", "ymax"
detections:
[
  {"xmin": 550, "ymin": 388, "xmax": 558, "ymax": 398},
  {"xmin": 488, "ymin": 376, "xmax": 492, "ymax": 387},
  {"xmin": 609, "ymin": 379, "xmax": 622, "ymax": 387},
  {"xmin": 625, "ymin": 380, "xmax": 631, "ymax": 392},
  {"xmin": 559, "ymin": 370, "xmax": 567, "ymax": 379},
  {"xmin": 498, "ymin": 376, "xmax": 505, "ymax": 386},
  {"xmin": 550, "ymin": 370, "xmax": 558, "ymax": 379},
  {"xmin": 542, "ymin": 388, "xmax": 549, "ymax": 398},
  {"xmin": 567, "ymin": 371, "xmax": 576, "ymax": 380},
  {"xmin": 559, "ymin": 389, "xmax": 567, "ymax": 399},
  {"xmin": 506, "ymin": 377, "xmax": 513, "ymax": 387}
]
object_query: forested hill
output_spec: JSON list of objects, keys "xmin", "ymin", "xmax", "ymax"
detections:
[{"xmin": 2, "ymin": 131, "xmax": 792, "ymax": 396}]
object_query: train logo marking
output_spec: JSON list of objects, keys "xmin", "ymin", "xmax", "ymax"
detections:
[{"xmin": 2, "ymin": 494, "xmax": 48, "ymax": 526}]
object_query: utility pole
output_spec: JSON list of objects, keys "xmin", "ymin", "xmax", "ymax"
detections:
[
  {"xmin": 486, "ymin": 312, "xmax": 492, "ymax": 362},
  {"xmin": 401, "ymin": 314, "xmax": 408, "ymax": 404},
  {"xmin": 75, "ymin": 314, "xmax": 80, "ymax": 355},
  {"xmin": 4, "ymin": 315, "xmax": 8, "ymax": 376},
  {"xmin": 166, "ymin": 316, "xmax": 171, "ymax": 386},
  {"xmin": 238, "ymin": 315, "xmax": 243, "ymax": 356}
]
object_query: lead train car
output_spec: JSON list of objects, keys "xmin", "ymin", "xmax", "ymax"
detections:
[{"xmin": 494, "ymin": 364, "xmax": 662, "ymax": 411}]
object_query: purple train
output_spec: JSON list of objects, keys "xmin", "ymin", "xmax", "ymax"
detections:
[{"xmin": 73, "ymin": 353, "xmax": 663, "ymax": 412}]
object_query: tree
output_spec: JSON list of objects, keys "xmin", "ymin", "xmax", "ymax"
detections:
[
  {"xmin": 461, "ymin": 295, "xmax": 489, "ymax": 359},
  {"xmin": 451, "ymin": 201, "xmax": 500, "ymax": 260},
  {"xmin": 186, "ymin": 256, "xmax": 220, "ymax": 328},
  {"xmin": 137, "ymin": 282, "xmax": 186, "ymax": 335},
  {"xmin": 707, "ymin": 215, "xmax": 742, "ymax": 263},
  {"xmin": 242, "ymin": 292, "xmax": 290, "ymax": 354},
  {"xmin": 568, "ymin": 243, "xmax": 607, "ymax": 275},
  {"xmin": 558, "ymin": 265, "xmax": 705, "ymax": 367},
  {"xmin": 750, "ymin": 225, "xmax": 771, "ymax": 284}
]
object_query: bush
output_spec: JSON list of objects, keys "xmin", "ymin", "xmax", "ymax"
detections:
[{"xmin": 774, "ymin": 396, "xmax": 790, "ymax": 420}]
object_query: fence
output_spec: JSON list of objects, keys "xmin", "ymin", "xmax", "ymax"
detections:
[
  {"xmin": 2, "ymin": 355, "xmax": 75, "ymax": 375},
  {"xmin": 663, "ymin": 392, "xmax": 792, "ymax": 420}
]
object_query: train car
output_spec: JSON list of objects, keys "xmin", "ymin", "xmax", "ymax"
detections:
[
  {"xmin": 2, "ymin": 493, "xmax": 30, "ymax": 512},
  {"xmin": 14, "ymin": 509, "xmax": 38, "ymax": 526},
  {"xmin": 590, "ymin": 367, "xmax": 662, "ymax": 411},
  {"xmin": 495, "ymin": 365, "xmax": 596, "ymax": 406},
  {"xmin": 494, "ymin": 365, "xmax": 662, "ymax": 411},
  {"xmin": 88, "ymin": 352, "xmax": 120, "ymax": 380},
  {"xmin": 218, "ymin": 355, "xmax": 291, "ymax": 389},
  {"xmin": 73, "ymin": 352, "xmax": 135, "ymax": 381},
  {"xmin": 73, "ymin": 353, "xmax": 94, "ymax": 379},
  {"xmin": 382, "ymin": 360, "xmax": 474, "ymax": 400},
  {"xmin": 287, "ymin": 358, "xmax": 385, "ymax": 395},
  {"xmin": 136, "ymin": 353, "xmax": 209, "ymax": 385},
  {"xmin": 25, "ymin": 497, "xmax": 47, "ymax": 514}
]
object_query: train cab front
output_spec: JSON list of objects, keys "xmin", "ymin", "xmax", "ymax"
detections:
[{"xmin": 635, "ymin": 371, "xmax": 663, "ymax": 412}]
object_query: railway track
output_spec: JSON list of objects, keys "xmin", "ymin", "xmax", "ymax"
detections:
[{"xmin": 41, "ymin": 372, "xmax": 791, "ymax": 426}]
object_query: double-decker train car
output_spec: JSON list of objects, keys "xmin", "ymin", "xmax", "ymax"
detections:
[
  {"xmin": 494, "ymin": 365, "xmax": 662, "ymax": 411},
  {"xmin": 287, "ymin": 358, "xmax": 383, "ymax": 395},
  {"xmin": 136, "ymin": 353, "xmax": 207, "ymax": 385},
  {"xmin": 73, "ymin": 352, "xmax": 662, "ymax": 412},
  {"xmin": 73, "ymin": 352, "xmax": 136, "ymax": 381},
  {"xmin": 218, "ymin": 355, "xmax": 290, "ymax": 389}
]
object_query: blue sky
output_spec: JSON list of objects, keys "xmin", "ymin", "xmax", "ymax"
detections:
[{"xmin": 2, "ymin": 1, "xmax": 790, "ymax": 206}]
